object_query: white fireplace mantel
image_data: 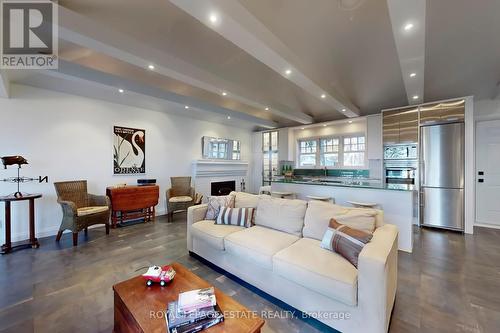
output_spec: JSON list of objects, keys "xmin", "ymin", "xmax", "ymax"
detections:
[{"xmin": 192, "ymin": 160, "xmax": 249, "ymax": 200}]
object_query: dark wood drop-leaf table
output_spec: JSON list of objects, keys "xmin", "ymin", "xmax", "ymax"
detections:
[{"xmin": 0, "ymin": 193, "xmax": 42, "ymax": 254}]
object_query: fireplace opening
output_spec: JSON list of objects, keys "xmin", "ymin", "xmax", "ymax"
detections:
[{"xmin": 211, "ymin": 181, "xmax": 236, "ymax": 196}]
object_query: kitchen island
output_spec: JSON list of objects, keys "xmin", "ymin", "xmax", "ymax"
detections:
[{"xmin": 269, "ymin": 178, "xmax": 416, "ymax": 252}]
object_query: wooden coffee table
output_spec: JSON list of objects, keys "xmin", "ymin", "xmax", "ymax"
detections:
[{"xmin": 113, "ymin": 262, "xmax": 265, "ymax": 333}]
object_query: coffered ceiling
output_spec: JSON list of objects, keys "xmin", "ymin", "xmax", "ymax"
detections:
[{"xmin": 4, "ymin": 0, "xmax": 500, "ymax": 129}]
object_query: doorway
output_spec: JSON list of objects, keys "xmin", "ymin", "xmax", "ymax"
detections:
[{"xmin": 476, "ymin": 120, "xmax": 500, "ymax": 228}]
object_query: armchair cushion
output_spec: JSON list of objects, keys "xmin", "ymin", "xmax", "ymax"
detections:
[
  {"xmin": 77, "ymin": 206, "xmax": 109, "ymax": 217},
  {"xmin": 169, "ymin": 196, "xmax": 193, "ymax": 203}
]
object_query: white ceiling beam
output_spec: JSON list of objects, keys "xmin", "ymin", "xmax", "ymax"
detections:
[
  {"xmin": 0, "ymin": 70, "xmax": 10, "ymax": 98},
  {"xmin": 56, "ymin": 5, "xmax": 311, "ymax": 125},
  {"xmin": 387, "ymin": 0, "xmax": 426, "ymax": 105},
  {"xmin": 169, "ymin": 0, "xmax": 360, "ymax": 118}
]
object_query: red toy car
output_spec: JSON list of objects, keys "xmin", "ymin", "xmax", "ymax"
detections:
[{"xmin": 142, "ymin": 265, "xmax": 176, "ymax": 287}]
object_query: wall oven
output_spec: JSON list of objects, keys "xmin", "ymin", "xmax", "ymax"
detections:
[
  {"xmin": 384, "ymin": 144, "xmax": 418, "ymax": 184},
  {"xmin": 385, "ymin": 164, "xmax": 417, "ymax": 184}
]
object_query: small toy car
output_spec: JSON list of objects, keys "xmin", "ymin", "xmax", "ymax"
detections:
[{"xmin": 142, "ymin": 265, "xmax": 176, "ymax": 287}]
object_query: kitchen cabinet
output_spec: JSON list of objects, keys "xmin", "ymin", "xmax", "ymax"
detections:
[
  {"xmin": 367, "ymin": 114, "xmax": 383, "ymax": 160},
  {"xmin": 420, "ymin": 99, "xmax": 465, "ymax": 126},
  {"xmin": 383, "ymin": 106, "xmax": 418, "ymax": 144}
]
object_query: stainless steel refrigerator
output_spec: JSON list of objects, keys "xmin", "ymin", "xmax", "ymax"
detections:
[{"xmin": 420, "ymin": 122, "xmax": 465, "ymax": 231}]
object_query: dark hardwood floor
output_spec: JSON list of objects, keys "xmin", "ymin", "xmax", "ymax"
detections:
[{"xmin": 0, "ymin": 214, "xmax": 499, "ymax": 333}]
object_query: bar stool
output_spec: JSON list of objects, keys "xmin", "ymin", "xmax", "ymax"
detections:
[
  {"xmin": 347, "ymin": 201, "xmax": 378, "ymax": 209},
  {"xmin": 271, "ymin": 191, "xmax": 295, "ymax": 199},
  {"xmin": 306, "ymin": 195, "xmax": 334, "ymax": 203},
  {"xmin": 259, "ymin": 185, "xmax": 272, "ymax": 195}
]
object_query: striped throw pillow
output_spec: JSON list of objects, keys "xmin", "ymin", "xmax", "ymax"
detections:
[
  {"xmin": 320, "ymin": 218, "xmax": 373, "ymax": 267},
  {"xmin": 215, "ymin": 207, "xmax": 254, "ymax": 227}
]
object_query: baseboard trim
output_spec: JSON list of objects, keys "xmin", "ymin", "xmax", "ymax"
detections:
[
  {"xmin": 474, "ymin": 222, "xmax": 500, "ymax": 230},
  {"xmin": 188, "ymin": 251, "xmax": 340, "ymax": 333},
  {"xmin": 5, "ymin": 213, "xmax": 168, "ymax": 243}
]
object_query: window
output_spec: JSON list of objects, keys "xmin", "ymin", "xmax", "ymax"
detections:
[
  {"xmin": 299, "ymin": 140, "xmax": 317, "ymax": 167},
  {"xmin": 232, "ymin": 140, "xmax": 241, "ymax": 160},
  {"xmin": 296, "ymin": 135, "xmax": 365, "ymax": 168},
  {"xmin": 343, "ymin": 136, "xmax": 365, "ymax": 167},
  {"xmin": 209, "ymin": 141, "xmax": 227, "ymax": 159},
  {"xmin": 320, "ymin": 138, "xmax": 339, "ymax": 167},
  {"xmin": 263, "ymin": 131, "xmax": 279, "ymax": 181}
]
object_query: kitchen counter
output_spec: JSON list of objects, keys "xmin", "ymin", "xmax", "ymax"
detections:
[
  {"xmin": 270, "ymin": 178, "xmax": 416, "ymax": 252},
  {"xmin": 267, "ymin": 177, "xmax": 416, "ymax": 191}
]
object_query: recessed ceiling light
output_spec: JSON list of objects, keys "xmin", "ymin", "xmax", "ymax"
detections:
[
  {"xmin": 321, "ymin": 94, "xmax": 326, "ymax": 99},
  {"xmin": 118, "ymin": 89, "xmax": 124, "ymax": 93},
  {"xmin": 285, "ymin": 69, "xmax": 292, "ymax": 76},
  {"xmin": 323, "ymin": 124, "xmax": 327, "ymax": 127},
  {"xmin": 301, "ymin": 127, "xmax": 305, "ymax": 130},
  {"xmin": 341, "ymin": 108, "xmax": 346, "ymax": 112},
  {"xmin": 412, "ymin": 95, "xmax": 419, "ymax": 100},
  {"xmin": 222, "ymin": 91, "xmax": 227, "ymax": 96},
  {"xmin": 348, "ymin": 120, "xmax": 353, "ymax": 124},
  {"xmin": 265, "ymin": 107, "xmax": 269, "ymax": 111},
  {"xmin": 404, "ymin": 23, "xmax": 414, "ymax": 31},
  {"xmin": 227, "ymin": 116, "xmax": 231, "ymax": 120},
  {"xmin": 209, "ymin": 13, "xmax": 218, "ymax": 24},
  {"xmin": 410, "ymin": 72, "xmax": 417, "ymax": 78},
  {"xmin": 148, "ymin": 64, "xmax": 155, "ymax": 70},
  {"xmin": 184, "ymin": 105, "xmax": 189, "ymax": 109}
]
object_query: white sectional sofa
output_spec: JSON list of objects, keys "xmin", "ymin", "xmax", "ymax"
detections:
[{"xmin": 187, "ymin": 192, "xmax": 398, "ymax": 333}]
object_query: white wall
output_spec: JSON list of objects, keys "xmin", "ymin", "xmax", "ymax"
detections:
[
  {"xmin": 0, "ymin": 84, "xmax": 253, "ymax": 242},
  {"xmin": 292, "ymin": 120, "xmax": 367, "ymax": 141},
  {"xmin": 475, "ymin": 98, "xmax": 500, "ymax": 121}
]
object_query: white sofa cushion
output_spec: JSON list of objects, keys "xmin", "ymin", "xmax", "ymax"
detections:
[
  {"xmin": 303, "ymin": 201, "xmax": 381, "ymax": 240},
  {"xmin": 303, "ymin": 201, "xmax": 348, "ymax": 240},
  {"xmin": 273, "ymin": 238, "xmax": 358, "ymax": 306},
  {"xmin": 334, "ymin": 209, "xmax": 377, "ymax": 234},
  {"xmin": 231, "ymin": 191, "xmax": 261, "ymax": 208},
  {"xmin": 255, "ymin": 196, "xmax": 307, "ymax": 237},
  {"xmin": 224, "ymin": 226, "xmax": 299, "ymax": 270},
  {"xmin": 191, "ymin": 220, "xmax": 244, "ymax": 250}
]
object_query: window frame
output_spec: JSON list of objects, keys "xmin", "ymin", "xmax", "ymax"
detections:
[
  {"xmin": 296, "ymin": 133, "xmax": 366, "ymax": 169},
  {"xmin": 298, "ymin": 139, "xmax": 318, "ymax": 167},
  {"xmin": 262, "ymin": 131, "xmax": 279, "ymax": 183},
  {"xmin": 342, "ymin": 135, "xmax": 366, "ymax": 167}
]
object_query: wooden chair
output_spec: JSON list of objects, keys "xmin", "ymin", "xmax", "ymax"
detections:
[
  {"xmin": 166, "ymin": 177, "xmax": 195, "ymax": 222},
  {"xmin": 54, "ymin": 180, "xmax": 110, "ymax": 246}
]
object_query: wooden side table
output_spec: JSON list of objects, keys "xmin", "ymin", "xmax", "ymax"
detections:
[{"xmin": 0, "ymin": 193, "xmax": 42, "ymax": 254}]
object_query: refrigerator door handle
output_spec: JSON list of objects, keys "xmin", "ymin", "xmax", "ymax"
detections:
[
  {"xmin": 421, "ymin": 161, "xmax": 425, "ymax": 185},
  {"xmin": 420, "ymin": 191, "xmax": 425, "ymax": 207}
]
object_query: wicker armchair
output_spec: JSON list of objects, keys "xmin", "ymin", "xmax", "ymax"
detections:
[
  {"xmin": 166, "ymin": 177, "xmax": 195, "ymax": 222},
  {"xmin": 54, "ymin": 180, "xmax": 110, "ymax": 246}
]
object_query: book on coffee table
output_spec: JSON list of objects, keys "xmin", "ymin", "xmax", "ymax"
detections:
[
  {"xmin": 178, "ymin": 287, "xmax": 216, "ymax": 314},
  {"xmin": 166, "ymin": 303, "xmax": 224, "ymax": 333},
  {"xmin": 166, "ymin": 300, "xmax": 215, "ymax": 330}
]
